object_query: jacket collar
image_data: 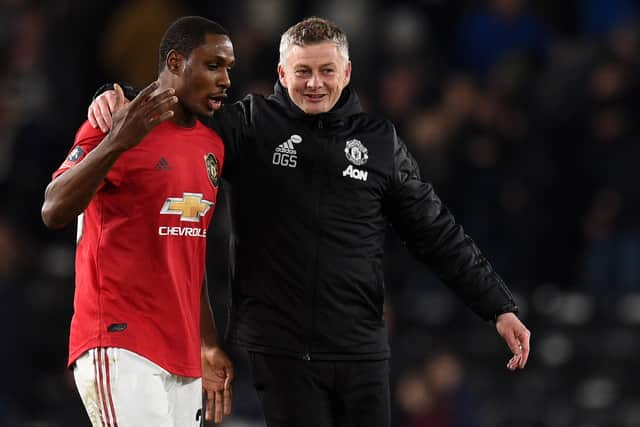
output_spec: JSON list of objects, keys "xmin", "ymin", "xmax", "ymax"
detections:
[{"xmin": 269, "ymin": 81, "xmax": 362, "ymax": 127}]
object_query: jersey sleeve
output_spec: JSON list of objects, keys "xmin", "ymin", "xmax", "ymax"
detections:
[{"xmin": 52, "ymin": 121, "xmax": 125, "ymax": 187}]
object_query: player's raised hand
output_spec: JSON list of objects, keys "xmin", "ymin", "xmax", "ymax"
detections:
[
  {"xmin": 201, "ymin": 346, "xmax": 234, "ymax": 424},
  {"xmin": 495, "ymin": 312, "xmax": 531, "ymax": 371},
  {"xmin": 102, "ymin": 82, "xmax": 177, "ymax": 153}
]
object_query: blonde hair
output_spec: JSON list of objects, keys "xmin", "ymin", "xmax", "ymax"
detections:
[{"xmin": 279, "ymin": 17, "xmax": 349, "ymax": 65}]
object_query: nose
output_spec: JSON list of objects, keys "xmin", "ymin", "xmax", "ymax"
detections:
[
  {"xmin": 306, "ymin": 72, "xmax": 322, "ymax": 90},
  {"xmin": 218, "ymin": 69, "xmax": 231, "ymax": 89}
]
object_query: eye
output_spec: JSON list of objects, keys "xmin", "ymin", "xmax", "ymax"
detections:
[
  {"xmin": 207, "ymin": 63, "xmax": 219, "ymax": 70},
  {"xmin": 295, "ymin": 69, "xmax": 310, "ymax": 77},
  {"xmin": 322, "ymin": 68, "xmax": 335, "ymax": 75}
]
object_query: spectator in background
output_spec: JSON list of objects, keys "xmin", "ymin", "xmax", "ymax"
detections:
[
  {"xmin": 100, "ymin": 0, "xmax": 189, "ymax": 88},
  {"xmin": 452, "ymin": 0, "xmax": 551, "ymax": 77},
  {"xmin": 0, "ymin": 218, "xmax": 20, "ymax": 425},
  {"xmin": 579, "ymin": 51, "xmax": 640, "ymax": 290},
  {"xmin": 396, "ymin": 351, "xmax": 477, "ymax": 427},
  {"xmin": 580, "ymin": 0, "xmax": 638, "ymax": 37}
]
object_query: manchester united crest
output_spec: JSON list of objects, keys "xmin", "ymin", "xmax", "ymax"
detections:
[
  {"xmin": 204, "ymin": 153, "xmax": 219, "ymax": 188},
  {"xmin": 344, "ymin": 139, "xmax": 368, "ymax": 166}
]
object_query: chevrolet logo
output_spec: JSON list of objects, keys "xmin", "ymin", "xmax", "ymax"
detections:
[{"xmin": 160, "ymin": 192, "xmax": 213, "ymax": 222}]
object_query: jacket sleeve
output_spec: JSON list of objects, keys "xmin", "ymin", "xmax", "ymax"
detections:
[
  {"xmin": 207, "ymin": 96, "xmax": 254, "ymax": 173},
  {"xmin": 92, "ymin": 83, "xmax": 139, "ymax": 101},
  {"xmin": 384, "ymin": 127, "xmax": 518, "ymax": 322}
]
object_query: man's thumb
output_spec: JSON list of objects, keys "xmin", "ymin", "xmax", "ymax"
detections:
[{"xmin": 113, "ymin": 83, "xmax": 125, "ymax": 111}]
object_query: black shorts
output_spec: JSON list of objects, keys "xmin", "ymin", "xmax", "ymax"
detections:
[{"xmin": 248, "ymin": 352, "xmax": 390, "ymax": 427}]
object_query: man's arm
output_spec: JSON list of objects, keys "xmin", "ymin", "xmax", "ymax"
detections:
[
  {"xmin": 200, "ymin": 272, "xmax": 234, "ymax": 424},
  {"xmin": 42, "ymin": 82, "xmax": 176, "ymax": 229},
  {"xmin": 88, "ymin": 85, "xmax": 253, "ymax": 172},
  {"xmin": 384, "ymin": 127, "xmax": 530, "ymax": 370}
]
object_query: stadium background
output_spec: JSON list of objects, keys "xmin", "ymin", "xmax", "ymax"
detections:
[{"xmin": 2, "ymin": 0, "xmax": 640, "ymax": 426}]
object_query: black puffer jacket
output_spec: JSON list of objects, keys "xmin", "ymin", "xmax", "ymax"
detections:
[{"xmin": 210, "ymin": 82, "xmax": 518, "ymax": 360}]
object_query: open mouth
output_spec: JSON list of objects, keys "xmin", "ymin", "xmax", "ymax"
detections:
[
  {"xmin": 207, "ymin": 94, "xmax": 227, "ymax": 110},
  {"xmin": 304, "ymin": 93, "xmax": 326, "ymax": 102}
]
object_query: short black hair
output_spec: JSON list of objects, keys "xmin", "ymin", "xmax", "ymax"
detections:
[{"xmin": 158, "ymin": 16, "xmax": 228, "ymax": 72}]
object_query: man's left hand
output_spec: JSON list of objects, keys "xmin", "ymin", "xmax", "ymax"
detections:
[
  {"xmin": 201, "ymin": 346, "xmax": 234, "ymax": 423},
  {"xmin": 495, "ymin": 312, "xmax": 531, "ymax": 371}
]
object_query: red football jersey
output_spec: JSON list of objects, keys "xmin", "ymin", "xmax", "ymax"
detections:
[{"xmin": 54, "ymin": 120, "xmax": 224, "ymax": 378}]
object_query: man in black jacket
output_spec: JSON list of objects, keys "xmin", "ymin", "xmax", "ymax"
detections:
[{"xmin": 89, "ymin": 16, "xmax": 530, "ymax": 427}]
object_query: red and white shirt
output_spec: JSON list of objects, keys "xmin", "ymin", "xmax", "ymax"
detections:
[{"xmin": 54, "ymin": 120, "xmax": 224, "ymax": 378}]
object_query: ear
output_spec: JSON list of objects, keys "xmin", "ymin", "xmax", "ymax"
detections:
[
  {"xmin": 277, "ymin": 64, "xmax": 288, "ymax": 88},
  {"xmin": 344, "ymin": 60, "xmax": 352, "ymax": 86},
  {"xmin": 166, "ymin": 49, "xmax": 184, "ymax": 74}
]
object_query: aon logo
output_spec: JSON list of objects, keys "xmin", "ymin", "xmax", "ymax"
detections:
[
  {"xmin": 272, "ymin": 152, "xmax": 297, "ymax": 168},
  {"xmin": 342, "ymin": 164, "xmax": 368, "ymax": 181}
]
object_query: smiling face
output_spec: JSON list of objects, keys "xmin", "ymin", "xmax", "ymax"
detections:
[
  {"xmin": 168, "ymin": 33, "xmax": 235, "ymax": 118},
  {"xmin": 277, "ymin": 41, "xmax": 352, "ymax": 115}
]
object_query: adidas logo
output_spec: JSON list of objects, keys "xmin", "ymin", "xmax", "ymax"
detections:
[
  {"xmin": 272, "ymin": 134, "xmax": 302, "ymax": 168},
  {"xmin": 155, "ymin": 157, "xmax": 171, "ymax": 170},
  {"xmin": 275, "ymin": 134, "xmax": 302, "ymax": 155}
]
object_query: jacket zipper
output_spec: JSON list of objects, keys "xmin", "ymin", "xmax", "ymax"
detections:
[{"xmin": 303, "ymin": 118, "xmax": 327, "ymax": 361}]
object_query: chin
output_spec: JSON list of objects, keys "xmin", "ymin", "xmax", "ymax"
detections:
[{"xmin": 303, "ymin": 105, "xmax": 328, "ymax": 115}]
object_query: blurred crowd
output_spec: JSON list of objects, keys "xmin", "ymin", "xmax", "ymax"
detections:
[{"xmin": 2, "ymin": 0, "xmax": 640, "ymax": 426}]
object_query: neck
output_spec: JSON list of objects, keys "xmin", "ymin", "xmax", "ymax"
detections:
[
  {"xmin": 157, "ymin": 75, "xmax": 196, "ymax": 128},
  {"xmin": 170, "ymin": 103, "xmax": 197, "ymax": 128}
]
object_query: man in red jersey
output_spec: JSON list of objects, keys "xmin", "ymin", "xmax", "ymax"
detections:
[{"xmin": 41, "ymin": 17, "xmax": 235, "ymax": 426}]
